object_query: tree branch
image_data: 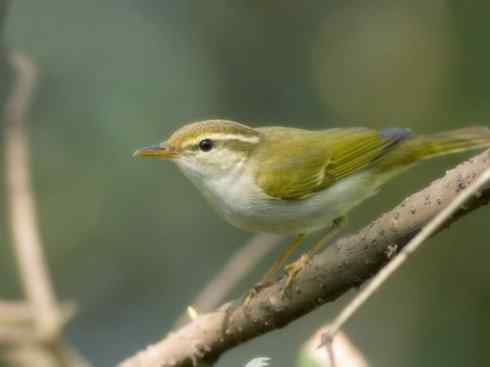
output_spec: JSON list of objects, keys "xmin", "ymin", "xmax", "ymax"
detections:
[
  {"xmin": 301, "ymin": 329, "xmax": 368, "ymax": 367},
  {"xmin": 4, "ymin": 52, "xmax": 63, "ymax": 341},
  {"xmin": 120, "ymin": 149, "xmax": 490, "ymax": 367},
  {"xmin": 2, "ymin": 52, "xmax": 92, "ymax": 367},
  {"xmin": 0, "ymin": 302, "xmax": 33, "ymax": 325},
  {"xmin": 322, "ymin": 168, "xmax": 490, "ymax": 355}
]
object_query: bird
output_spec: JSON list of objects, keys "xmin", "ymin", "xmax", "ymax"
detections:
[{"xmin": 134, "ymin": 119, "xmax": 490, "ymax": 298}]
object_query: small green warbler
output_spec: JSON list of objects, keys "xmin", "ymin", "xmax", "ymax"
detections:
[{"xmin": 134, "ymin": 120, "xmax": 490, "ymax": 296}]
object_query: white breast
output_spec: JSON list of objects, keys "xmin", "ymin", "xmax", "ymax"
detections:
[{"xmin": 178, "ymin": 159, "xmax": 379, "ymax": 235}]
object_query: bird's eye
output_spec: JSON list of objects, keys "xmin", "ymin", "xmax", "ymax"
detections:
[{"xmin": 198, "ymin": 139, "xmax": 214, "ymax": 152}]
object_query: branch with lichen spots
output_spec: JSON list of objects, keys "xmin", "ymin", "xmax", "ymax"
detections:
[{"xmin": 120, "ymin": 149, "xmax": 490, "ymax": 367}]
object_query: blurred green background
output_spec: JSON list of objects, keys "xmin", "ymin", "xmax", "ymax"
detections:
[{"xmin": 1, "ymin": 1, "xmax": 490, "ymax": 366}]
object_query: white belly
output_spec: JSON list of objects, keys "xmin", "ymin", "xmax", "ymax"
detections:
[{"xmin": 183, "ymin": 165, "xmax": 380, "ymax": 235}]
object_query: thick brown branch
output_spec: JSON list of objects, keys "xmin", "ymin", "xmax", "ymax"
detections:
[{"xmin": 120, "ymin": 149, "xmax": 490, "ymax": 367}]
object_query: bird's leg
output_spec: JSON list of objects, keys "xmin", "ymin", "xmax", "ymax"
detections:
[
  {"xmin": 283, "ymin": 216, "xmax": 347, "ymax": 297},
  {"xmin": 262, "ymin": 233, "xmax": 306, "ymax": 283},
  {"xmin": 243, "ymin": 234, "xmax": 306, "ymax": 306}
]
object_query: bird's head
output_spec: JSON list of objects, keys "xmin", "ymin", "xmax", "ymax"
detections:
[{"xmin": 134, "ymin": 119, "xmax": 261, "ymax": 180}]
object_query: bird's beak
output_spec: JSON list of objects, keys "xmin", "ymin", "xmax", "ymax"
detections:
[{"xmin": 133, "ymin": 144, "xmax": 177, "ymax": 159}]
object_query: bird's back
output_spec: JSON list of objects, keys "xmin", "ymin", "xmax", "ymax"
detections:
[{"xmin": 252, "ymin": 126, "xmax": 411, "ymax": 201}]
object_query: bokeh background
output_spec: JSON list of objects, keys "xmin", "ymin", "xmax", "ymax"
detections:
[{"xmin": 1, "ymin": 1, "xmax": 490, "ymax": 366}]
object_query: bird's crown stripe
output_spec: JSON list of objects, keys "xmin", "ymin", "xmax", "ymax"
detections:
[{"xmin": 183, "ymin": 133, "xmax": 260, "ymax": 147}]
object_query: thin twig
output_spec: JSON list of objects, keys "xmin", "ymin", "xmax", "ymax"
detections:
[
  {"xmin": 0, "ymin": 301, "xmax": 33, "ymax": 325},
  {"xmin": 5, "ymin": 345, "xmax": 61, "ymax": 367},
  {"xmin": 321, "ymin": 168, "xmax": 490, "ymax": 365},
  {"xmin": 0, "ymin": 326, "xmax": 40, "ymax": 345},
  {"xmin": 175, "ymin": 234, "xmax": 284, "ymax": 326},
  {"xmin": 3, "ymin": 51, "xmax": 93, "ymax": 367},
  {"xmin": 119, "ymin": 150, "xmax": 490, "ymax": 367},
  {"xmin": 4, "ymin": 52, "xmax": 62, "ymax": 341},
  {"xmin": 303, "ymin": 329, "xmax": 368, "ymax": 367}
]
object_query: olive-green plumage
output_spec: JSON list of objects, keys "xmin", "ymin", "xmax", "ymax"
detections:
[
  {"xmin": 378, "ymin": 127, "xmax": 490, "ymax": 169},
  {"xmin": 253, "ymin": 126, "xmax": 490, "ymax": 200},
  {"xmin": 135, "ymin": 120, "xmax": 490, "ymax": 232},
  {"xmin": 135, "ymin": 120, "xmax": 490, "ymax": 296}
]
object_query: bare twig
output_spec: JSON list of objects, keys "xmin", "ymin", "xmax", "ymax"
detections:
[
  {"xmin": 2, "ymin": 52, "xmax": 92, "ymax": 367},
  {"xmin": 0, "ymin": 326, "xmax": 40, "ymax": 346},
  {"xmin": 4, "ymin": 52, "xmax": 62, "ymax": 341},
  {"xmin": 321, "ymin": 168, "xmax": 490, "ymax": 365},
  {"xmin": 4, "ymin": 343, "xmax": 93, "ymax": 367},
  {"xmin": 0, "ymin": 301, "xmax": 33, "ymax": 325},
  {"xmin": 119, "ymin": 149, "xmax": 490, "ymax": 367},
  {"xmin": 301, "ymin": 329, "xmax": 368, "ymax": 367},
  {"xmin": 176, "ymin": 234, "xmax": 284, "ymax": 326},
  {"xmin": 5, "ymin": 346, "xmax": 61, "ymax": 367}
]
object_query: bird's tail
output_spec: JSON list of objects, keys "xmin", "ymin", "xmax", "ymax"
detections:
[{"xmin": 379, "ymin": 126, "xmax": 490, "ymax": 170}]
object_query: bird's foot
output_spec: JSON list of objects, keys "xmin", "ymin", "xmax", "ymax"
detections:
[
  {"xmin": 243, "ymin": 280, "xmax": 274, "ymax": 307},
  {"xmin": 281, "ymin": 254, "xmax": 312, "ymax": 298}
]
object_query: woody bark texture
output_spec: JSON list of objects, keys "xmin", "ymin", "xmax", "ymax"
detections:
[{"xmin": 120, "ymin": 150, "xmax": 490, "ymax": 367}]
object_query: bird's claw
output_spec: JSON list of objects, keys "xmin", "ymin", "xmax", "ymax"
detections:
[
  {"xmin": 243, "ymin": 280, "xmax": 273, "ymax": 307},
  {"xmin": 282, "ymin": 254, "xmax": 312, "ymax": 298}
]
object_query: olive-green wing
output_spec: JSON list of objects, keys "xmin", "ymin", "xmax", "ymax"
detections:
[{"xmin": 254, "ymin": 127, "xmax": 411, "ymax": 200}]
